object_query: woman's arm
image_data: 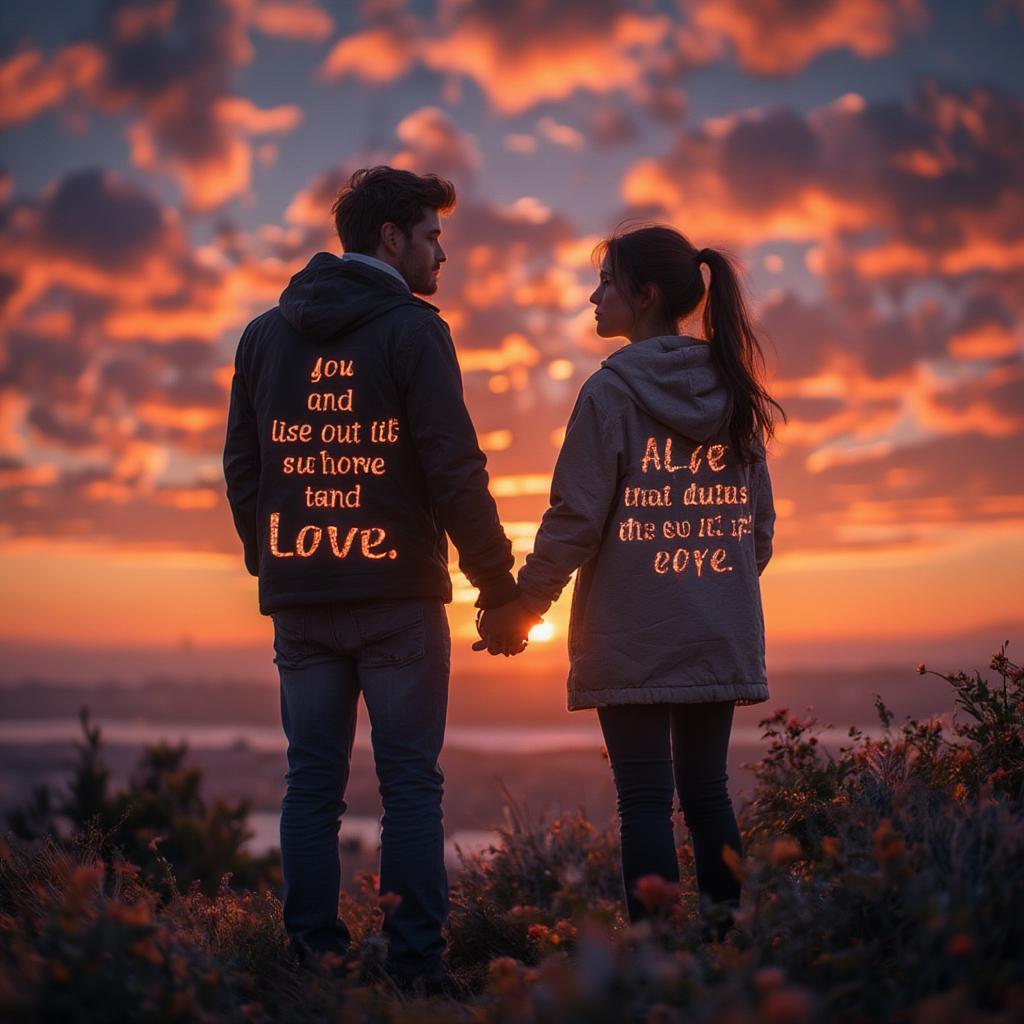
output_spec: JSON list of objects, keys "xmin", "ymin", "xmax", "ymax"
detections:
[
  {"xmin": 517, "ymin": 387, "xmax": 622, "ymax": 615},
  {"xmin": 751, "ymin": 457, "xmax": 776, "ymax": 575}
]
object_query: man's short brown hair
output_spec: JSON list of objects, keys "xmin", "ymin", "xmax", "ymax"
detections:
[{"xmin": 331, "ymin": 166, "xmax": 457, "ymax": 254}]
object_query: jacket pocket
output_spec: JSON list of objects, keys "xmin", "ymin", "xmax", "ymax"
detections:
[
  {"xmin": 272, "ymin": 607, "xmax": 306, "ymax": 644},
  {"xmin": 271, "ymin": 607, "xmax": 308, "ymax": 668},
  {"xmin": 354, "ymin": 602, "xmax": 426, "ymax": 668}
]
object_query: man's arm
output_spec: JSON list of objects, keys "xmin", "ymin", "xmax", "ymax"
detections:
[
  {"xmin": 223, "ymin": 331, "xmax": 261, "ymax": 576},
  {"xmin": 516, "ymin": 388, "xmax": 621, "ymax": 616},
  {"xmin": 397, "ymin": 314, "xmax": 517, "ymax": 608}
]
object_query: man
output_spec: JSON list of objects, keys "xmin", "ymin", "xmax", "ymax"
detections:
[{"xmin": 223, "ymin": 165, "xmax": 536, "ymax": 992}]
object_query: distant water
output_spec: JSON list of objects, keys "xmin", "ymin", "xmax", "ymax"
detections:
[
  {"xmin": 246, "ymin": 810, "xmax": 497, "ymax": 865},
  {"xmin": 0, "ymin": 717, "xmax": 885, "ymax": 753}
]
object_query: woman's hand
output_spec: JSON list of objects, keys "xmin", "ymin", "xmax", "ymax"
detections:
[{"xmin": 473, "ymin": 599, "xmax": 541, "ymax": 656}]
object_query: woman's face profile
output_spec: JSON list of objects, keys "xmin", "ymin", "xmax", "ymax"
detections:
[{"xmin": 589, "ymin": 260, "xmax": 634, "ymax": 340}]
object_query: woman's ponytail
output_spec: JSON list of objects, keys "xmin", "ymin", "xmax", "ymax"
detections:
[
  {"xmin": 700, "ymin": 247, "xmax": 785, "ymax": 463},
  {"xmin": 596, "ymin": 226, "xmax": 785, "ymax": 463}
]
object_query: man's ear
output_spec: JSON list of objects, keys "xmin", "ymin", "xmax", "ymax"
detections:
[
  {"xmin": 640, "ymin": 283, "xmax": 658, "ymax": 310},
  {"xmin": 379, "ymin": 222, "xmax": 404, "ymax": 258}
]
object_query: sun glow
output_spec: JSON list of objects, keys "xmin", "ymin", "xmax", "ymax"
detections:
[{"xmin": 529, "ymin": 621, "xmax": 555, "ymax": 643}]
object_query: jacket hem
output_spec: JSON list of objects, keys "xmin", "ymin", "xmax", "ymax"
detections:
[
  {"xmin": 567, "ymin": 681, "xmax": 769, "ymax": 711},
  {"xmin": 259, "ymin": 578, "xmax": 452, "ymax": 615}
]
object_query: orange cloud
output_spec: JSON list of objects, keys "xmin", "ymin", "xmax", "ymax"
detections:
[
  {"xmin": 537, "ymin": 117, "xmax": 586, "ymax": 151},
  {"xmin": 0, "ymin": 44, "xmax": 104, "ymax": 128},
  {"xmin": 491, "ymin": 474, "xmax": 553, "ymax": 498},
  {"xmin": 318, "ymin": 5, "xmax": 669, "ymax": 114},
  {"xmin": 0, "ymin": 3, "xmax": 313, "ymax": 211},
  {"xmin": 619, "ymin": 84, "xmax": 1024, "ymax": 296},
  {"xmin": 126, "ymin": 95, "xmax": 303, "ymax": 212},
  {"xmin": 421, "ymin": 10, "xmax": 669, "ymax": 114},
  {"xmin": 457, "ymin": 334, "xmax": 541, "ymax": 373},
  {"xmin": 392, "ymin": 106, "xmax": 482, "ymax": 181},
  {"xmin": 948, "ymin": 323, "xmax": 1021, "ymax": 360},
  {"xmin": 0, "ymin": 463, "xmax": 58, "ymax": 489},
  {"xmin": 320, "ymin": 24, "xmax": 419, "ymax": 84},
  {"xmin": 681, "ymin": 0, "xmax": 928, "ymax": 76},
  {"xmin": 251, "ymin": 1, "xmax": 335, "ymax": 42}
]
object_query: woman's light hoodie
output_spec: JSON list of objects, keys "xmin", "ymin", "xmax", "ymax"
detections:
[{"xmin": 518, "ymin": 334, "xmax": 774, "ymax": 709}]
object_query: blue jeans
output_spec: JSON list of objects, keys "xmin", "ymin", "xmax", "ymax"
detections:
[
  {"xmin": 597, "ymin": 701, "xmax": 742, "ymax": 924},
  {"xmin": 272, "ymin": 598, "xmax": 450, "ymax": 975}
]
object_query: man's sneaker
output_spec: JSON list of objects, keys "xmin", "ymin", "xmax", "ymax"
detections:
[{"xmin": 289, "ymin": 938, "xmax": 357, "ymax": 979}]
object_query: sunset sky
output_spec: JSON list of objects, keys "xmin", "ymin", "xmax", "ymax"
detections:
[{"xmin": 1, "ymin": 0, "xmax": 1022, "ymax": 680}]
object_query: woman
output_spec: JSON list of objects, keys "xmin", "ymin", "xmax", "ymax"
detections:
[{"xmin": 513, "ymin": 225, "xmax": 783, "ymax": 938}]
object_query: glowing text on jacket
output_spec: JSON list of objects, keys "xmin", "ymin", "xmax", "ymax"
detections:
[
  {"xmin": 618, "ymin": 436, "xmax": 757, "ymax": 578},
  {"xmin": 267, "ymin": 356, "xmax": 401, "ymax": 562}
]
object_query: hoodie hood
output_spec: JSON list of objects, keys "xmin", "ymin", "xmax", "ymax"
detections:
[
  {"xmin": 278, "ymin": 251, "xmax": 434, "ymax": 344},
  {"xmin": 601, "ymin": 334, "xmax": 729, "ymax": 442}
]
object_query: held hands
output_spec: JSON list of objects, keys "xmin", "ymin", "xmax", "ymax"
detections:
[{"xmin": 472, "ymin": 597, "xmax": 542, "ymax": 657}]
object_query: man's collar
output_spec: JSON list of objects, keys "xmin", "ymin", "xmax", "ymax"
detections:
[{"xmin": 341, "ymin": 251, "xmax": 409, "ymax": 291}]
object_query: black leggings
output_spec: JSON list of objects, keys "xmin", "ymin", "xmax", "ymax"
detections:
[{"xmin": 597, "ymin": 701, "xmax": 742, "ymax": 923}]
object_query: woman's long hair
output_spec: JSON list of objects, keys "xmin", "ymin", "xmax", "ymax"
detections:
[{"xmin": 595, "ymin": 225, "xmax": 786, "ymax": 463}]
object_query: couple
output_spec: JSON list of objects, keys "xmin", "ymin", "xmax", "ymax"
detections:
[{"xmin": 224, "ymin": 166, "xmax": 781, "ymax": 992}]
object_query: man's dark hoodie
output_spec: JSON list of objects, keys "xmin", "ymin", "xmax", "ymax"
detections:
[{"xmin": 224, "ymin": 252, "xmax": 517, "ymax": 614}]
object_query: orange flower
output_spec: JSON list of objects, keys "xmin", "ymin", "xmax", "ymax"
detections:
[
  {"xmin": 722, "ymin": 844, "xmax": 747, "ymax": 881},
  {"xmin": 105, "ymin": 901, "xmax": 152, "ymax": 926},
  {"xmin": 487, "ymin": 956, "xmax": 525, "ymax": 995},
  {"xmin": 946, "ymin": 933, "xmax": 974, "ymax": 957},
  {"xmin": 527, "ymin": 923, "xmax": 550, "ymax": 944},
  {"xmin": 378, "ymin": 891, "xmax": 402, "ymax": 912},
  {"xmin": 633, "ymin": 874, "xmax": 681, "ymax": 912},
  {"xmin": 769, "ymin": 837, "xmax": 803, "ymax": 866},
  {"xmin": 129, "ymin": 938, "xmax": 164, "ymax": 966},
  {"xmin": 873, "ymin": 819, "xmax": 907, "ymax": 866},
  {"xmin": 753, "ymin": 966, "xmax": 786, "ymax": 994},
  {"xmin": 761, "ymin": 987, "xmax": 814, "ymax": 1024}
]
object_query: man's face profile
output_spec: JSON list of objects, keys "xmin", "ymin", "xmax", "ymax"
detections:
[{"xmin": 394, "ymin": 208, "xmax": 446, "ymax": 296}]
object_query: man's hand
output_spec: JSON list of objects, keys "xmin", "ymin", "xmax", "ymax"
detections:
[{"xmin": 472, "ymin": 598, "xmax": 542, "ymax": 657}]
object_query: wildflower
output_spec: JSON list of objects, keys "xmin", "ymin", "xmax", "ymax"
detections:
[
  {"xmin": 769, "ymin": 837, "xmax": 803, "ymax": 866},
  {"xmin": 105, "ymin": 901, "xmax": 151, "ymax": 927},
  {"xmin": 554, "ymin": 919, "xmax": 577, "ymax": 943},
  {"xmin": 378, "ymin": 891, "xmax": 402, "ymax": 913},
  {"xmin": 634, "ymin": 874, "xmax": 681, "ymax": 912},
  {"xmin": 527, "ymin": 923, "xmax": 550, "ymax": 945},
  {"xmin": 753, "ymin": 966, "xmax": 786, "ymax": 994},
  {"xmin": 722, "ymin": 844, "xmax": 747, "ymax": 882},
  {"xmin": 647, "ymin": 1004, "xmax": 683, "ymax": 1024},
  {"xmin": 946, "ymin": 933, "xmax": 974, "ymax": 957},
  {"xmin": 761, "ymin": 987, "xmax": 814, "ymax": 1024},
  {"xmin": 873, "ymin": 819, "xmax": 907, "ymax": 868},
  {"xmin": 487, "ymin": 956, "xmax": 526, "ymax": 996},
  {"xmin": 170, "ymin": 993, "xmax": 196, "ymax": 1016},
  {"xmin": 129, "ymin": 938, "xmax": 164, "ymax": 966}
]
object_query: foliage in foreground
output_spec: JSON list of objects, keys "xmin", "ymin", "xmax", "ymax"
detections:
[{"xmin": 1, "ymin": 646, "xmax": 1023, "ymax": 1022}]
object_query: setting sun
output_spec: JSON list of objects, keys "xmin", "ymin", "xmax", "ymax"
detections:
[{"xmin": 529, "ymin": 621, "xmax": 555, "ymax": 643}]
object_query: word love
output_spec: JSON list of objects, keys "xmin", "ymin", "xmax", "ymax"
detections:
[
  {"xmin": 641, "ymin": 437, "xmax": 727, "ymax": 475},
  {"xmin": 269, "ymin": 513, "xmax": 396, "ymax": 560},
  {"xmin": 653, "ymin": 547, "xmax": 732, "ymax": 575}
]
